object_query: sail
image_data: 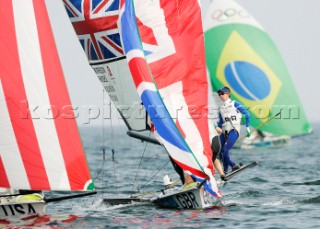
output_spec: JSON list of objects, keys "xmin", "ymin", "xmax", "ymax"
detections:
[
  {"xmin": 119, "ymin": 0, "xmax": 221, "ymax": 197},
  {"xmin": 0, "ymin": 0, "xmax": 94, "ymax": 191},
  {"xmin": 64, "ymin": 0, "xmax": 147, "ymax": 131},
  {"xmin": 204, "ymin": 0, "xmax": 312, "ymax": 136}
]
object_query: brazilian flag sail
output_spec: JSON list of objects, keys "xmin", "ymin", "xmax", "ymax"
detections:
[{"xmin": 204, "ymin": 0, "xmax": 311, "ymax": 136}]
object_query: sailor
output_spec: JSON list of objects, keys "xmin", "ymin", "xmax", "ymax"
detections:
[
  {"xmin": 184, "ymin": 121, "xmax": 227, "ymax": 184},
  {"xmin": 209, "ymin": 120, "xmax": 226, "ymax": 180},
  {"xmin": 216, "ymin": 86, "xmax": 251, "ymax": 174}
]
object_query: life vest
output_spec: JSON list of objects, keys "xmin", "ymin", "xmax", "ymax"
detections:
[{"xmin": 219, "ymin": 100, "xmax": 242, "ymax": 134}]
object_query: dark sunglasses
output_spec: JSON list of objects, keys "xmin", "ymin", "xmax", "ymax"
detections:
[{"xmin": 218, "ymin": 92, "xmax": 225, "ymax": 96}]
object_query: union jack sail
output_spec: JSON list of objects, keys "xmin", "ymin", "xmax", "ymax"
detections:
[
  {"xmin": 65, "ymin": 0, "xmax": 148, "ymax": 131},
  {"xmin": 119, "ymin": 0, "xmax": 222, "ymax": 197},
  {"xmin": 64, "ymin": 0, "xmax": 123, "ymax": 63}
]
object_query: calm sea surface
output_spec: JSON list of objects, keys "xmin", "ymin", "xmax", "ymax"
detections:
[{"xmin": 1, "ymin": 123, "xmax": 319, "ymax": 228}]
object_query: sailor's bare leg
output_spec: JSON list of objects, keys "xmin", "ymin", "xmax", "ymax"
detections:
[{"xmin": 214, "ymin": 159, "xmax": 225, "ymax": 176}]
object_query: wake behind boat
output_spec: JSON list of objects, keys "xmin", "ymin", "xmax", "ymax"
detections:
[
  {"xmin": 151, "ymin": 184, "xmax": 214, "ymax": 210},
  {"xmin": 150, "ymin": 161, "xmax": 258, "ymax": 209},
  {"xmin": 103, "ymin": 183, "xmax": 218, "ymax": 210},
  {"xmin": 102, "ymin": 161, "xmax": 258, "ymax": 210}
]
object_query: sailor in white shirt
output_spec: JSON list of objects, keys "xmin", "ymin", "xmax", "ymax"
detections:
[{"xmin": 215, "ymin": 86, "xmax": 251, "ymax": 173}]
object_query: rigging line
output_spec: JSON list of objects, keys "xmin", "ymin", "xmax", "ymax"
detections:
[
  {"xmin": 112, "ymin": 150, "xmax": 118, "ymax": 197},
  {"xmin": 131, "ymin": 131, "xmax": 151, "ymax": 193},
  {"xmin": 140, "ymin": 153, "xmax": 161, "ymax": 183},
  {"xmin": 223, "ymin": 112, "xmax": 281, "ymax": 166},
  {"xmin": 109, "ymin": 95, "xmax": 119, "ymax": 197},
  {"xmin": 236, "ymin": 111, "xmax": 281, "ymax": 144},
  {"xmin": 130, "ymin": 178, "xmax": 181, "ymax": 198},
  {"xmin": 91, "ymin": 90, "xmax": 108, "ymax": 198},
  {"xmin": 142, "ymin": 153, "xmax": 159, "ymax": 165},
  {"xmin": 102, "ymin": 89, "xmax": 107, "ymax": 197},
  {"xmin": 138, "ymin": 159, "xmax": 171, "ymax": 191},
  {"xmin": 101, "ymin": 147, "xmax": 106, "ymax": 198},
  {"xmin": 114, "ymin": 51, "xmax": 126, "ymax": 110},
  {"xmin": 100, "ymin": 12, "xmax": 123, "ymax": 196},
  {"xmin": 92, "ymin": 148, "xmax": 106, "ymax": 181},
  {"xmin": 92, "ymin": 91, "xmax": 108, "ymax": 194}
]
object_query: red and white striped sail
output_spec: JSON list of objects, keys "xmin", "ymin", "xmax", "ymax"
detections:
[{"xmin": 0, "ymin": 0, "xmax": 94, "ymax": 191}]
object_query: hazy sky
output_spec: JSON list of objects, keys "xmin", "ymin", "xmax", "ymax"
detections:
[{"xmin": 68, "ymin": 0, "xmax": 320, "ymax": 126}]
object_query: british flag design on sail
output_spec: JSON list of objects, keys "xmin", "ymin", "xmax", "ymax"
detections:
[
  {"xmin": 63, "ymin": 0, "xmax": 123, "ymax": 63},
  {"xmin": 119, "ymin": 0, "xmax": 221, "ymax": 198}
]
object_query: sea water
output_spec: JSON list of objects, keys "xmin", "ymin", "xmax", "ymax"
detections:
[{"xmin": 1, "ymin": 123, "xmax": 319, "ymax": 228}]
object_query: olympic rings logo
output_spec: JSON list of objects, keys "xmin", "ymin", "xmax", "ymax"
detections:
[{"xmin": 211, "ymin": 8, "xmax": 250, "ymax": 22}]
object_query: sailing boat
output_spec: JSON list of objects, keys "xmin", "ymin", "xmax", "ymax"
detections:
[
  {"xmin": 237, "ymin": 130, "xmax": 291, "ymax": 149},
  {"xmin": 65, "ymin": 0, "xmax": 222, "ymax": 209},
  {"xmin": 120, "ymin": 0, "xmax": 223, "ymax": 209},
  {"xmin": 0, "ymin": 0, "xmax": 95, "ymax": 217},
  {"xmin": 204, "ymin": 0, "xmax": 312, "ymax": 148}
]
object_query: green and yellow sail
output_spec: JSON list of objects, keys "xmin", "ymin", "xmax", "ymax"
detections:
[{"xmin": 204, "ymin": 0, "xmax": 311, "ymax": 136}]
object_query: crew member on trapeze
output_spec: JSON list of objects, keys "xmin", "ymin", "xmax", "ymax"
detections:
[{"xmin": 216, "ymin": 86, "xmax": 251, "ymax": 174}]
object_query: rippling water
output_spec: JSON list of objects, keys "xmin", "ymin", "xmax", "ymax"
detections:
[{"xmin": 1, "ymin": 123, "xmax": 319, "ymax": 228}]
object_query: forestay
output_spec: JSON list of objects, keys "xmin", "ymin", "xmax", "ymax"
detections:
[{"xmin": 119, "ymin": 0, "xmax": 221, "ymax": 197}]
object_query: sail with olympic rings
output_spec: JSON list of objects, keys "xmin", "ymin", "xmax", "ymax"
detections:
[{"xmin": 204, "ymin": 0, "xmax": 312, "ymax": 136}]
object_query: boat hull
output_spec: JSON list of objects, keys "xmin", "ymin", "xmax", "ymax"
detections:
[
  {"xmin": 236, "ymin": 135, "xmax": 291, "ymax": 149},
  {"xmin": 151, "ymin": 186, "xmax": 216, "ymax": 210},
  {"xmin": 0, "ymin": 201, "xmax": 45, "ymax": 217}
]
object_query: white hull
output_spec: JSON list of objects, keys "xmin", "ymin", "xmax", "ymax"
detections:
[
  {"xmin": 236, "ymin": 135, "xmax": 291, "ymax": 149},
  {"xmin": 151, "ymin": 186, "xmax": 217, "ymax": 210},
  {"xmin": 0, "ymin": 201, "xmax": 46, "ymax": 217}
]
